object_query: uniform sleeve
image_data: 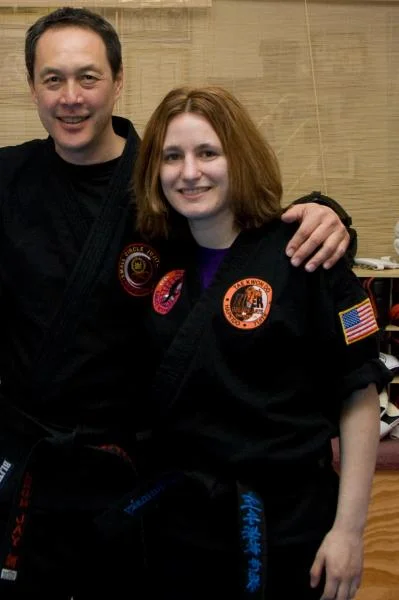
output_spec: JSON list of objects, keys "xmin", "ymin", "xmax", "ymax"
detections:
[{"xmin": 310, "ymin": 259, "xmax": 392, "ymax": 399}]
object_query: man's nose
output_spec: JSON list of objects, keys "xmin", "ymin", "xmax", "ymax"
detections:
[{"xmin": 60, "ymin": 80, "xmax": 83, "ymax": 104}]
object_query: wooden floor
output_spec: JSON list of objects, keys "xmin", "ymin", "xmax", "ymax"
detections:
[{"xmin": 356, "ymin": 471, "xmax": 399, "ymax": 600}]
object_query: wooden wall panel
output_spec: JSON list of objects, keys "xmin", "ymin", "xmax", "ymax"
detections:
[{"xmin": 0, "ymin": 0, "xmax": 398, "ymax": 257}]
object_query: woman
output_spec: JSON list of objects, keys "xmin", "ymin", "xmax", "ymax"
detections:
[{"xmin": 134, "ymin": 86, "xmax": 391, "ymax": 600}]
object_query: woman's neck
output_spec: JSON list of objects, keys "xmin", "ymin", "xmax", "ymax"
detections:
[{"xmin": 188, "ymin": 215, "xmax": 240, "ymax": 249}]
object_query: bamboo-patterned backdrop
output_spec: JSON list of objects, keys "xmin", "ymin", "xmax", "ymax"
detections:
[{"xmin": 0, "ymin": 0, "xmax": 398, "ymax": 257}]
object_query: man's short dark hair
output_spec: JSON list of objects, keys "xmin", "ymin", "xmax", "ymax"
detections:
[{"xmin": 25, "ymin": 6, "xmax": 122, "ymax": 81}]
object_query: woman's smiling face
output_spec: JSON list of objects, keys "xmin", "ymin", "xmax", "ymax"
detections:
[{"xmin": 160, "ymin": 112, "xmax": 231, "ymax": 226}]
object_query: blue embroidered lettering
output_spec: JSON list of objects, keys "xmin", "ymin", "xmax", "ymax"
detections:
[
  {"xmin": 242, "ymin": 524, "xmax": 262, "ymax": 556},
  {"xmin": 240, "ymin": 491, "xmax": 263, "ymax": 593},
  {"xmin": 123, "ymin": 477, "xmax": 177, "ymax": 515},
  {"xmin": 246, "ymin": 557, "xmax": 262, "ymax": 593}
]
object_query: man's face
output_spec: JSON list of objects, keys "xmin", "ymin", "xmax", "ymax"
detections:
[{"xmin": 29, "ymin": 26, "xmax": 123, "ymax": 165}]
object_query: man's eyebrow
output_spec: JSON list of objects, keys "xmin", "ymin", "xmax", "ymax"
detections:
[
  {"xmin": 38, "ymin": 64, "xmax": 100, "ymax": 77},
  {"xmin": 38, "ymin": 67, "xmax": 62, "ymax": 78}
]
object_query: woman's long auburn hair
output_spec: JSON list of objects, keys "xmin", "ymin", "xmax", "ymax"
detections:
[{"xmin": 134, "ymin": 85, "xmax": 283, "ymax": 239}]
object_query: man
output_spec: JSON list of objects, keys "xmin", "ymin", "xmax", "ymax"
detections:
[{"xmin": 0, "ymin": 7, "xmax": 354, "ymax": 599}]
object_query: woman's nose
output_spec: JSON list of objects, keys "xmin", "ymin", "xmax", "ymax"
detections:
[{"xmin": 181, "ymin": 156, "xmax": 201, "ymax": 179}]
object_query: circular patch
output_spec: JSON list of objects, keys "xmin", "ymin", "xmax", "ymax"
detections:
[
  {"xmin": 223, "ymin": 278, "xmax": 272, "ymax": 330},
  {"xmin": 118, "ymin": 243, "xmax": 160, "ymax": 297},
  {"xmin": 153, "ymin": 270, "xmax": 185, "ymax": 315}
]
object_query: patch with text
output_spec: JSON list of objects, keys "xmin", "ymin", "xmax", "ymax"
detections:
[
  {"xmin": 118, "ymin": 243, "xmax": 160, "ymax": 297},
  {"xmin": 223, "ymin": 279, "xmax": 272, "ymax": 330}
]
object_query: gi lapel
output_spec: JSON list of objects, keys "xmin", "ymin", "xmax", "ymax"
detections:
[
  {"xmin": 31, "ymin": 124, "xmax": 139, "ymax": 396},
  {"xmin": 150, "ymin": 227, "xmax": 272, "ymax": 417}
]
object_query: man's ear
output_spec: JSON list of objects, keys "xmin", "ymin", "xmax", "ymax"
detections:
[
  {"xmin": 114, "ymin": 65, "xmax": 124, "ymax": 101},
  {"xmin": 27, "ymin": 75, "xmax": 38, "ymax": 105}
]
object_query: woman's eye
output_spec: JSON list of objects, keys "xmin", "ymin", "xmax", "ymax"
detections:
[{"xmin": 200, "ymin": 150, "xmax": 217, "ymax": 159}]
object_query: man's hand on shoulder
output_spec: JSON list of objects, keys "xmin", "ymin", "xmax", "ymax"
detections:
[{"xmin": 282, "ymin": 202, "xmax": 350, "ymax": 272}]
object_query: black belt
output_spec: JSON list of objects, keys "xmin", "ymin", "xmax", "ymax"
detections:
[
  {"xmin": 94, "ymin": 434, "xmax": 333, "ymax": 598},
  {"xmin": 0, "ymin": 400, "xmax": 135, "ymax": 586},
  {"xmin": 95, "ymin": 469, "xmax": 267, "ymax": 599}
]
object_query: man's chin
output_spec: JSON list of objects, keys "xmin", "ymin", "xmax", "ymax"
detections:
[{"xmin": 54, "ymin": 140, "xmax": 93, "ymax": 164}]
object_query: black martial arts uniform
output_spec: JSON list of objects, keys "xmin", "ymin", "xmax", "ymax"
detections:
[
  {"xmin": 0, "ymin": 117, "xmax": 160, "ymax": 599},
  {"xmin": 137, "ymin": 220, "xmax": 391, "ymax": 600},
  {"xmin": 0, "ymin": 118, "xmax": 361, "ymax": 599}
]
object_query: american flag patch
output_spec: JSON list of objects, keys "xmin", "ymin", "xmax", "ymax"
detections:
[{"xmin": 339, "ymin": 298, "xmax": 379, "ymax": 345}]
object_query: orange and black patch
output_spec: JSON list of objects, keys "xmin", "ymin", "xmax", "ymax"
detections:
[{"xmin": 223, "ymin": 278, "xmax": 272, "ymax": 330}]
